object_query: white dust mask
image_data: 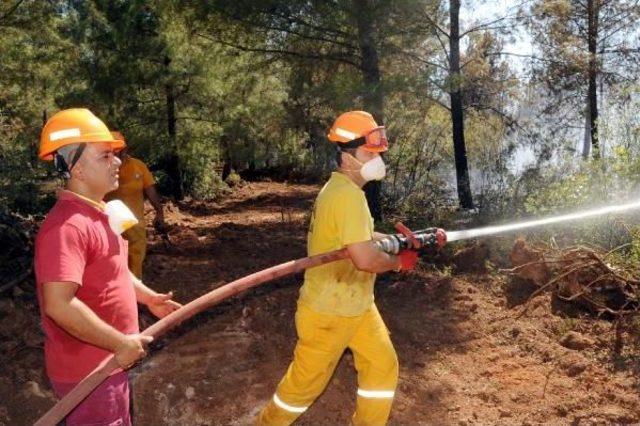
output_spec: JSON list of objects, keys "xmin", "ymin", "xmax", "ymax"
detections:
[
  {"xmin": 104, "ymin": 200, "xmax": 139, "ymax": 235},
  {"xmin": 360, "ymin": 155, "xmax": 386, "ymax": 181}
]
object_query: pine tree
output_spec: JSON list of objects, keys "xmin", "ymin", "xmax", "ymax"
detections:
[{"xmin": 523, "ymin": 0, "xmax": 640, "ymax": 159}]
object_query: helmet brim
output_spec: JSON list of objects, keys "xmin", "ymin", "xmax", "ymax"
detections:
[
  {"xmin": 39, "ymin": 138, "xmax": 127, "ymax": 161},
  {"xmin": 362, "ymin": 145, "xmax": 388, "ymax": 153}
]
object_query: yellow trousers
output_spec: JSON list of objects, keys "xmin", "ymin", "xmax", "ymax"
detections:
[
  {"xmin": 257, "ymin": 303, "xmax": 399, "ymax": 426},
  {"xmin": 123, "ymin": 223, "xmax": 146, "ymax": 278}
]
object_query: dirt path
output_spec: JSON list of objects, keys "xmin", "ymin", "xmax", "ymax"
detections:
[{"xmin": 2, "ymin": 181, "xmax": 640, "ymax": 425}]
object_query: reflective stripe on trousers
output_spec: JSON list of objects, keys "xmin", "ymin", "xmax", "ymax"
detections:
[
  {"xmin": 357, "ymin": 389, "xmax": 395, "ymax": 399},
  {"xmin": 272, "ymin": 394, "xmax": 308, "ymax": 414}
]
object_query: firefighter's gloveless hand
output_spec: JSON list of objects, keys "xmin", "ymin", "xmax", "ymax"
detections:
[{"xmin": 114, "ymin": 334, "xmax": 153, "ymax": 369}]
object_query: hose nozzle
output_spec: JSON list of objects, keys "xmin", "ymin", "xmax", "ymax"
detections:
[{"xmin": 375, "ymin": 227, "xmax": 446, "ymax": 254}]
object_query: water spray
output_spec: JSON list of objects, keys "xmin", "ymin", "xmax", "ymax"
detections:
[
  {"xmin": 376, "ymin": 199, "xmax": 640, "ymax": 253},
  {"xmin": 447, "ymin": 200, "xmax": 640, "ymax": 242}
]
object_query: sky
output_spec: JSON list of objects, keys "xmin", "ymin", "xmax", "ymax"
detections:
[{"xmin": 460, "ymin": 0, "xmax": 535, "ymax": 75}]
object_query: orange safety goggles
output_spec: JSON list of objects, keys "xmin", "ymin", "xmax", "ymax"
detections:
[{"xmin": 339, "ymin": 126, "xmax": 388, "ymax": 152}]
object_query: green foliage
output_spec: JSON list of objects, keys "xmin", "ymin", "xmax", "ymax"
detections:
[
  {"xmin": 520, "ymin": 149, "xmax": 640, "ymax": 248},
  {"xmin": 225, "ymin": 170, "xmax": 242, "ymax": 187},
  {"xmin": 611, "ymin": 226, "xmax": 640, "ymax": 270},
  {"xmin": 0, "ymin": 1, "xmax": 72, "ymax": 214},
  {"xmin": 1, "ymin": 0, "xmax": 638, "ymax": 244},
  {"xmin": 382, "ymin": 103, "xmax": 451, "ymax": 221},
  {"xmin": 525, "ymin": 148, "xmax": 640, "ymax": 215}
]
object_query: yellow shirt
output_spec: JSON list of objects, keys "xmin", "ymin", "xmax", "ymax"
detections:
[
  {"xmin": 107, "ymin": 157, "xmax": 155, "ymax": 221},
  {"xmin": 299, "ymin": 172, "xmax": 376, "ymax": 316}
]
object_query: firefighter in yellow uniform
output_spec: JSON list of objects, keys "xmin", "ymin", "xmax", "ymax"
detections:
[
  {"xmin": 106, "ymin": 131, "xmax": 165, "ymax": 278},
  {"xmin": 257, "ymin": 111, "xmax": 421, "ymax": 426}
]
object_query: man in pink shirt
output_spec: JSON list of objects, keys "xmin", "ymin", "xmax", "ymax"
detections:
[{"xmin": 35, "ymin": 108, "xmax": 181, "ymax": 425}]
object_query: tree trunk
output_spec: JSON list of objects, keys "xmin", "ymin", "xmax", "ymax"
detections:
[
  {"xmin": 353, "ymin": 0, "xmax": 384, "ymax": 121},
  {"xmin": 353, "ymin": 0, "xmax": 384, "ymax": 221},
  {"xmin": 164, "ymin": 55, "xmax": 184, "ymax": 199},
  {"xmin": 39, "ymin": 82, "xmax": 48, "ymax": 166},
  {"xmin": 587, "ymin": 0, "xmax": 600, "ymax": 158},
  {"xmin": 221, "ymin": 134, "xmax": 232, "ymax": 181},
  {"xmin": 449, "ymin": 0, "xmax": 474, "ymax": 209},
  {"xmin": 582, "ymin": 101, "xmax": 591, "ymax": 159},
  {"xmin": 42, "ymin": 82, "xmax": 47, "ymax": 126}
]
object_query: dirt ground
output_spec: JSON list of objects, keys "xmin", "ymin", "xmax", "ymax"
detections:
[{"xmin": 2, "ymin": 181, "xmax": 640, "ymax": 425}]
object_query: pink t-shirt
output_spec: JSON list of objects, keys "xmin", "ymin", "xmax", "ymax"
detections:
[{"xmin": 35, "ymin": 190, "xmax": 139, "ymax": 383}]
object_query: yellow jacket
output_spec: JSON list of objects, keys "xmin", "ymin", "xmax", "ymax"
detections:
[{"xmin": 299, "ymin": 172, "xmax": 376, "ymax": 316}]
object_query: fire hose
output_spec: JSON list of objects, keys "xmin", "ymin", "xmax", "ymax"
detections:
[
  {"xmin": 34, "ymin": 227, "xmax": 443, "ymax": 426},
  {"xmin": 36, "ymin": 197, "xmax": 640, "ymax": 424}
]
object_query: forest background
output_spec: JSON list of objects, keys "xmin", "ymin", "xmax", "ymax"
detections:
[{"xmin": 2, "ymin": 0, "xmax": 640, "ymax": 250}]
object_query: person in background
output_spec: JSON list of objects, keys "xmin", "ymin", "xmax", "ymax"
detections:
[{"xmin": 106, "ymin": 131, "xmax": 165, "ymax": 278}]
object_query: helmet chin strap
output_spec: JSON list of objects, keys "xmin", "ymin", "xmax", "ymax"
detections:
[
  {"xmin": 53, "ymin": 143, "xmax": 87, "ymax": 179},
  {"xmin": 68, "ymin": 143, "xmax": 86, "ymax": 171},
  {"xmin": 53, "ymin": 153, "xmax": 71, "ymax": 179}
]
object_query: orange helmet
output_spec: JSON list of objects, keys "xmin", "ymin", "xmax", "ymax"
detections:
[
  {"xmin": 328, "ymin": 110, "xmax": 388, "ymax": 152},
  {"xmin": 110, "ymin": 130, "xmax": 125, "ymax": 142},
  {"xmin": 39, "ymin": 108, "xmax": 125, "ymax": 160}
]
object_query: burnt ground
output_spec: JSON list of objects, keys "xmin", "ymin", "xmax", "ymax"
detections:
[{"xmin": 1, "ymin": 181, "xmax": 640, "ymax": 425}]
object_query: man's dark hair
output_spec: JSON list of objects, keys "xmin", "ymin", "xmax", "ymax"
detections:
[{"xmin": 335, "ymin": 147, "xmax": 357, "ymax": 167}]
